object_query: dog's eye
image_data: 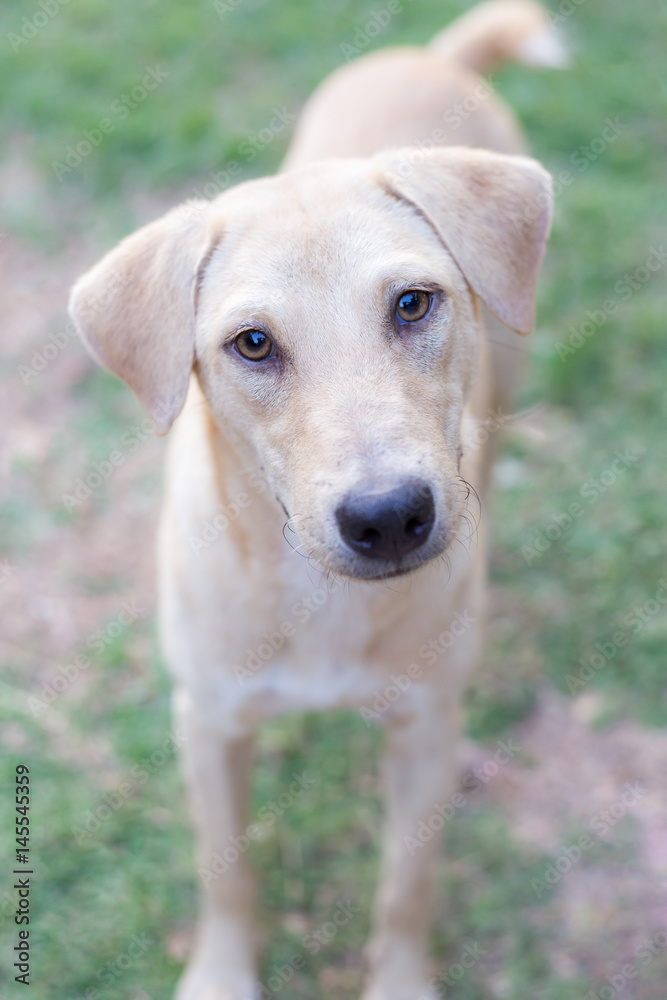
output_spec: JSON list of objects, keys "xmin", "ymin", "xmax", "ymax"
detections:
[
  {"xmin": 234, "ymin": 329, "xmax": 274, "ymax": 362},
  {"xmin": 395, "ymin": 289, "xmax": 432, "ymax": 323}
]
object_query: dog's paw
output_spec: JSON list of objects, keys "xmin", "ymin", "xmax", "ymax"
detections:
[
  {"xmin": 174, "ymin": 963, "xmax": 257, "ymax": 1000},
  {"xmin": 361, "ymin": 981, "xmax": 440, "ymax": 1000}
]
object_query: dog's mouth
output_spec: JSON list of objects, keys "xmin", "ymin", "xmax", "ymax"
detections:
[
  {"xmin": 351, "ymin": 564, "xmax": 425, "ymax": 583},
  {"xmin": 331, "ymin": 542, "xmax": 447, "ymax": 582},
  {"xmin": 369, "ymin": 565, "xmax": 416, "ymax": 581},
  {"xmin": 321, "ymin": 522, "xmax": 453, "ymax": 582},
  {"xmin": 283, "ymin": 478, "xmax": 462, "ymax": 581}
]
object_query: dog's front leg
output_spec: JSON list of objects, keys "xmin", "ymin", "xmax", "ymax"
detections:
[
  {"xmin": 363, "ymin": 689, "xmax": 463, "ymax": 1000},
  {"xmin": 174, "ymin": 687, "xmax": 257, "ymax": 1000}
]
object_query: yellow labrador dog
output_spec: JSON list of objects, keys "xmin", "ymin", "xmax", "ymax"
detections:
[{"xmin": 70, "ymin": 2, "xmax": 559, "ymax": 997}]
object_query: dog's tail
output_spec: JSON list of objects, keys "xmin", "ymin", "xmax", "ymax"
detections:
[{"xmin": 429, "ymin": 0, "xmax": 568, "ymax": 76}]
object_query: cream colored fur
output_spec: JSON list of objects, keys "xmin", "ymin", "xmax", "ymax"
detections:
[{"xmin": 69, "ymin": 3, "xmax": 556, "ymax": 997}]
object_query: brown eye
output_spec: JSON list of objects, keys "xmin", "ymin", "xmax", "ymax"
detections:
[
  {"xmin": 396, "ymin": 289, "xmax": 431, "ymax": 323},
  {"xmin": 234, "ymin": 329, "xmax": 274, "ymax": 361}
]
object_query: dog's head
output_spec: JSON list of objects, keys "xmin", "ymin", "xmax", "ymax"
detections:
[{"xmin": 70, "ymin": 148, "xmax": 552, "ymax": 580}]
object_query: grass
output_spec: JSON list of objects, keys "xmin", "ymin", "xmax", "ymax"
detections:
[{"xmin": 1, "ymin": 0, "xmax": 666, "ymax": 997}]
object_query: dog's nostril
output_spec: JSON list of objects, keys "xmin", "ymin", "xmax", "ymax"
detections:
[
  {"xmin": 357, "ymin": 527, "xmax": 382, "ymax": 547},
  {"xmin": 335, "ymin": 480, "xmax": 435, "ymax": 562}
]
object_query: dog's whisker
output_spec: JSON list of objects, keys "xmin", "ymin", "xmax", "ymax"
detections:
[{"xmin": 282, "ymin": 518, "xmax": 311, "ymax": 557}]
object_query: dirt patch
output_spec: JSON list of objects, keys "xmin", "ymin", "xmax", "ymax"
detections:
[{"xmin": 461, "ymin": 690, "xmax": 667, "ymax": 993}]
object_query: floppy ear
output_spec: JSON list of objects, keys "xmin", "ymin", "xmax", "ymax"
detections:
[
  {"xmin": 69, "ymin": 200, "xmax": 212, "ymax": 434},
  {"xmin": 376, "ymin": 146, "xmax": 553, "ymax": 335}
]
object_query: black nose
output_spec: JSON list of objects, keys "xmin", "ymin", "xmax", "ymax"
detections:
[{"xmin": 335, "ymin": 480, "xmax": 435, "ymax": 561}]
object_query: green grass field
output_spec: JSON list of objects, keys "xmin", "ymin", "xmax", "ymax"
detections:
[{"xmin": 1, "ymin": 0, "xmax": 666, "ymax": 997}]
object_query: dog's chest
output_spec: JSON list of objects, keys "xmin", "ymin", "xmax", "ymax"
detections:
[
  {"xmin": 233, "ymin": 584, "xmax": 391, "ymax": 714},
  {"xmin": 192, "ymin": 549, "xmax": 471, "ymax": 733}
]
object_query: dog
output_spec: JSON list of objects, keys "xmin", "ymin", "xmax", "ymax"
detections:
[{"xmin": 69, "ymin": 2, "xmax": 560, "ymax": 997}]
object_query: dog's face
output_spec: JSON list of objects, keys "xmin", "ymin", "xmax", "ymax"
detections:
[
  {"xmin": 195, "ymin": 163, "xmax": 477, "ymax": 579},
  {"xmin": 70, "ymin": 149, "xmax": 552, "ymax": 580}
]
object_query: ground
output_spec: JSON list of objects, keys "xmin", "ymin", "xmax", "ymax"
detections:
[{"xmin": 0, "ymin": 0, "xmax": 666, "ymax": 998}]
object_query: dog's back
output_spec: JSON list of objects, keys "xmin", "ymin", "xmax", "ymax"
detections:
[{"xmin": 283, "ymin": 0, "xmax": 564, "ymax": 169}]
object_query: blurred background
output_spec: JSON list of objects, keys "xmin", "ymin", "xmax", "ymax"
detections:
[{"xmin": 0, "ymin": 0, "xmax": 666, "ymax": 997}]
